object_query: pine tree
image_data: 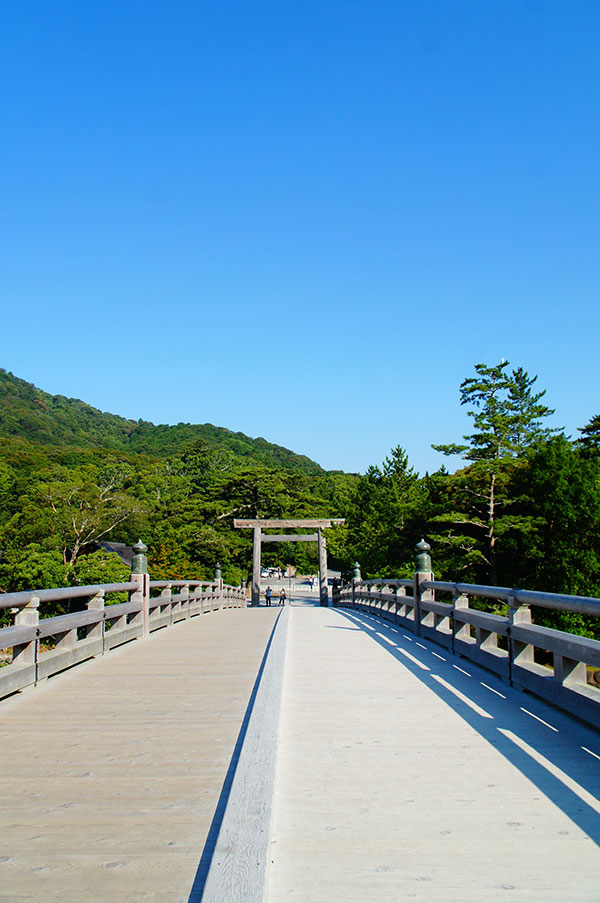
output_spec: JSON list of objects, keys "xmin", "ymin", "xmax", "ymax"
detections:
[
  {"xmin": 432, "ymin": 361, "xmax": 556, "ymax": 584},
  {"xmin": 576, "ymin": 413, "xmax": 600, "ymax": 458},
  {"xmin": 507, "ymin": 367, "xmax": 557, "ymax": 454}
]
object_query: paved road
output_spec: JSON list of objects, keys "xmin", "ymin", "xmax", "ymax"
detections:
[
  {"xmin": 268, "ymin": 606, "xmax": 600, "ymax": 902},
  {"xmin": 0, "ymin": 607, "xmax": 279, "ymax": 903}
]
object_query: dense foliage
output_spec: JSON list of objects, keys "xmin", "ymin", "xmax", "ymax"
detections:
[
  {"xmin": 1, "ymin": 365, "xmax": 599, "ymax": 638},
  {"xmin": 0, "ymin": 369, "xmax": 323, "ymax": 474},
  {"xmin": 0, "ymin": 369, "xmax": 353, "ymax": 607}
]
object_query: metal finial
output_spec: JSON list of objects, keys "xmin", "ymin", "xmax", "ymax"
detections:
[{"xmin": 415, "ymin": 539, "xmax": 432, "ymax": 574}]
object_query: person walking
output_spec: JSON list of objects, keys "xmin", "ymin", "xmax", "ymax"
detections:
[
  {"xmin": 265, "ymin": 586, "xmax": 272, "ymax": 606},
  {"xmin": 279, "ymin": 587, "xmax": 286, "ymax": 606}
]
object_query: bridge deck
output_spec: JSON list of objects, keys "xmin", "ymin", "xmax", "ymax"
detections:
[
  {"xmin": 2, "ymin": 602, "xmax": 600, "ymax": 901},
  {"xmin": 268, "ymin": 606, "xmax": 600, "ymax": 902},
  {"xmin": 0, "ymin": 607, "xmax": 279, "ymax": 903}
]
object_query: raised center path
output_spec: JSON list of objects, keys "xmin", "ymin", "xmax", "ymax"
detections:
[
  {"xmin": 268, "ymin": 607, "xmax": 600, "ymax": 902},
  {"xmin": 0, "ymin": 607, "xmax": 279, "ymax": 903}
]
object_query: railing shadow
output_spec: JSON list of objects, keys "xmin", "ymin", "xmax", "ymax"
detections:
[{"xmin": 336, "ymin": 608, "xmax": 600, "ymax": 847}]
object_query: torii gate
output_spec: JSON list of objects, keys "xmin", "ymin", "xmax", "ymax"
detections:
[{"xmin": 233, "ymin": 518, "xmax": 345, "ymax": 607}]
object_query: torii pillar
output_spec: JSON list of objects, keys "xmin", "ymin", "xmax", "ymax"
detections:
[
  {"xmin": 252, "ymin": 525, "xmax": 262, "ymax": 608},
  {"xmin": 234, "ymin": 518, "xmax": 345, "ymax": 607},
  {"xmin": 317, "ymin": 528, "xmax": 328, "ymax": 607}
]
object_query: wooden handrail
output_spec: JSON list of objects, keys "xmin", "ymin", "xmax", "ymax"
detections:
[
  {"xmin": 0, "ymin": 573, "xmax": 246, "ymax": 700},
  {"xmin": 334, "ymin": 573, "xmax": 600, "ymax": 728},
  {"xmin": 423, "ymin": 579, "xmax": 600, "ymax": 616},
  {"xmin": 0, "ymin": 582, "xmax": 137, "ymax": 609}
]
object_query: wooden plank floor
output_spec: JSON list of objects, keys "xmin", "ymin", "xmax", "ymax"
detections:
[
  {"xmin": 0, "ymin": 607, "xmax": 279, "ymax": 903},
  {"xmin": 268, "ymin": 607, "xmax": 600, "ymax": 902}
]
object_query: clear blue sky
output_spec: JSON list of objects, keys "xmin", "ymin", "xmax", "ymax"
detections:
[{"xmin": 2, "ymin": 1, "xmax": 599, "ymax": 474}]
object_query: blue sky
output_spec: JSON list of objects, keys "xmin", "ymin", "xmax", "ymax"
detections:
[{"xmin": 2, "ymin": 1, "xmax": 599, "ymax": 474}]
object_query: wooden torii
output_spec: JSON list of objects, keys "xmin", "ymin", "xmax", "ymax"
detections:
[{"xmin": 233, "ymin": 518, "xmax": 345, "ymax": 607}]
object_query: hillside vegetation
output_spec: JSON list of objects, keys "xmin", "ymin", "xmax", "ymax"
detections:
[
  {"xmin": 1, "ymin": 362, "xmax": 600, "ymax": 642},
  {"xmin": 0, "ymin": 369, "xmax": 323, "ymax": 474},
  {"xmin": 0, "ymin": 368, "xmax": 354, "ymax": 610}
]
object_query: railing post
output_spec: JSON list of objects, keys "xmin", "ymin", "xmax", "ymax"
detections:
[
  {"xmin": 452, "ymin": 591, "xmax": 470, "ymax": 654},
  {"xmin": 86, "ymin": 589, "xmax": 105, "ymax": 652},
  {"xmin": 366, "ymin": 582, "xmax": 374, "ymax": 614},
  {"xmin": 13, "ymin": 596, "xmax": 40, "ymax": 674},
  {"xmin": 352, "ymin": 562, "xmax": 361, "ymax": 610},
  {"xmin": 508, "ymin": 596, "xmax": 533, "ymax": 685},
  {"xmin": 413, "ymin": 539, "xmax": 433, "ymax": 637},
  {"xmin": 215, "ymin": 562, "xmax": 223, "ymax": 609},
  {"xmin": 55, "ymin": 623, "xmax": 77, "ymax": 651},
  {"xmin": 179, "ymin": 583, "xmax": 189, "ymax": 621},
  {"xmin": 196, "ymin": 583, "xmax": 204, "ymax": 612},
  {"xmin": 130, "ymin": 540, "xmax": 150, "ymax": 639},
  {"xmin": 160, "ymin": 582, "xmax": 172, "ymax": 623},
  {"xmin": 554, "ymin": 653, "xmax": 587, "ymax": 688},
  {"xmin": 395, "ymin": 584, "xmax": 407, "ymax": 622}
]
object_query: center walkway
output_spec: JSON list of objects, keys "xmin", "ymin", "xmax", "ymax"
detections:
[{"xmin": 268, "ymin": 606, "xmax": 600, "ymax": 902}]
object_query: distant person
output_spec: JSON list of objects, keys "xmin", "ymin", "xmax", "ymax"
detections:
[
  {"xmin": 279, "ymin": 588, "xmax": 286, "ymax": 606},
  {"xmin": 265, "ymin": 586, "xmax": 272, "ymax": 606}
]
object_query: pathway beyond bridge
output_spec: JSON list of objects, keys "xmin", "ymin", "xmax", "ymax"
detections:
[{"xmin": 2, "ymin": 599, "xmax": 600, "ymax": 901}]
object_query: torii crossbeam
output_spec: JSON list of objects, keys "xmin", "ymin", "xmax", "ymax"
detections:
[{"xmin": 234, "ymin": 519, "xmax": 345, "ymax": 607}]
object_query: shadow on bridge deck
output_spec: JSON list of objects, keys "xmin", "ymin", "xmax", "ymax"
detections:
[
  {"xmin": 268, "ymin": 606, "xmax": 600, "ymax": 902},
  {"xmin": 338, "ymin": 609, "xmax": 600, "ymax": 843}
]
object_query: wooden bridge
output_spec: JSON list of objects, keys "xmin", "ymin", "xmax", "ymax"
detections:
[{"xmin": 1, "ymin": 544, "xmax": 600, "ymax": 902}]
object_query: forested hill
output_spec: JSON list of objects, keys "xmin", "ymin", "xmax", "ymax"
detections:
[
  {"xmin": 0, "ymin": 369, "xmax": 323, "ymax": 474},
  {"xmin": 2, "ymin": 360, "xmax": 599, "ymax": 644}
]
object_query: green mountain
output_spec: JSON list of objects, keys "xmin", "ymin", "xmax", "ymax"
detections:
[{"xmin": 0, "ymin": 368, "xmax": 324, "ymax": 474}]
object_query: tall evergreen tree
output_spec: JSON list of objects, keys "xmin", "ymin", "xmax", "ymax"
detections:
[
  {"xmin": 432, "ymin": 361, "xmax": 556, "ymax": 584},
  {"xmin": 576, "ymin": 413, "xmax": 600, "ymax": 458},
  {"xmin": 345, "ymin": 446, "xmax": 427, "ymax": 576},
  {"xmin": 506, "ymin": 366, "xmax": 558, "ymax": 453}
]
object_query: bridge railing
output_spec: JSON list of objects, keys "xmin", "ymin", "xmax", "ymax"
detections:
[
  {"xmin": 0, "ymin": 545, "xmax": 245, "ymax": 700},
  {"xmin": 333, "ymin": 543, "xmax": 600, "ymax": 729}
]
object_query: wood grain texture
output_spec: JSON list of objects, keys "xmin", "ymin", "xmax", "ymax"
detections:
[
  {"xmin": 260, "ymin": 534, "xmax": 319, "ymax": 542},
  {"xmin": 234, "ymin": 519, "xmax": 344, "ymax": 529},
  {"xmin": 0, "ymin": 607, "xmax": 279, "ymax": 903},
  {"xmin": 198, "ymin": 606, "xmax": 289, "ymax": 903}
]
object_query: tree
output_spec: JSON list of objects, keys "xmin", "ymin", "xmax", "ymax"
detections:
[
  {"xmin": 507, "ymin": 367, "xmax": 558, "ymax": 453},
  {"xmin": 432, "ymin": 361, "xmax": 556, "ymax": 584},
  {"xmin": 575, "ymin": 413, "xmax": 600, "ymax": 458},
  {"xmin": 0, "ymin": 545, "xmax": 69, "ymax": 600},
  {"xmin": 345, "ymin": 446, "xmax": 427, "ymax": 576},
  {"xmin": 502, "ymin": 437, "xmax": 600, "ymax": 637},
  {"xmin": 72, "ymin": 548, "xmax": 130, "ymax": 589},
  {"xmin": 35, "ymin": 464, "xmax": 140, "ymax": 566}
]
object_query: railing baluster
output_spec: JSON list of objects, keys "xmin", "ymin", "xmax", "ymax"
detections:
[
  {"xmin": 334, "ymin": 540, "xmax": 600, "ymax": 728},
  {"xmin": 12, "ymin": 596, "xmax": 40, "ymax": 679},
  {"xmin": 86, "ymin": 590, "xmax": 105, "ymax": 653}
]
